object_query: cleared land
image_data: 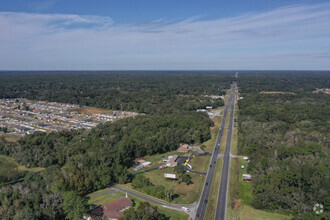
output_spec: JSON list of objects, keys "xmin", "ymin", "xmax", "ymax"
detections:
[
  {"xmin": 70, "ymin": 106, "xmax": 113, "ymax": 114},
  {"xmin": 260, "ymin": 91, "xmax": 296, "ymax": 95},
  {"xmin": 0, "ymin": 155, "xmax": 44, "ymax": 174},
  {"xmin": 3, "ymin": 134, "xmax": 20, "ymax": 143}
]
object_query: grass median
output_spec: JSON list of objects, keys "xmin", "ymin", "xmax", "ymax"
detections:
[{"xmin": 204, "ymin": 158, "xmax": 223, "ymax": 220}]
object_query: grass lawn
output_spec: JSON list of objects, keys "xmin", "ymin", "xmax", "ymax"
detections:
[
  {"xmin": 204, "ymin": 158, "xmax": 223, "ymax": 220},
  {"xmin": 87, "ymin": 192, "xmax": 120, "ymax": 205},
  {"xmin": 130, "ymin": 151, "xmax": 186, "ymax": 175},
  {"xmin": 218, "ymin": 129, "xmax": 228, "ymax": 154},
  {"xmin": 141, "ymin": 167, "xmax": 205, "ymax": 204},
  {"xmin": 189, "ymin": 155, "xmax": 209, "ymax": 173}
]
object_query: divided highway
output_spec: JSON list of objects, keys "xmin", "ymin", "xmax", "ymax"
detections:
[
  {"xmin": 215, "ymin": 83, "xmax": 237, "ymax": 220},
  {"xmin": 195, "ymin": 83, "xmax": 236, "ymax": 220}
]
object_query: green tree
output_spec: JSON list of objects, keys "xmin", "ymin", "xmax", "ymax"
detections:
[
  {"xmin": 182, "ymin": 174, "xmax": 192, "ymax": 185},
  {"xmin": 62, "ymin": 191, "xmax": 88, "ymax": 220}
]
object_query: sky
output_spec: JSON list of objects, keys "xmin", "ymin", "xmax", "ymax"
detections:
[{"xmin": 0, "ymin": 0, "xmax": 330, "ymax": 70}]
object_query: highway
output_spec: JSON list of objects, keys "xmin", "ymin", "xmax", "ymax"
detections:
[
  {"xmin": 215, "ymin": 83, "xmax": 237, "ymax": 220},
  {"xmin": 194, "ymin": 83, "xmax": 236, "ymax": 220}
]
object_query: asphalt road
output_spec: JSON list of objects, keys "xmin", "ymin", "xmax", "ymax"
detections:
[
  {"xmin": 194, "ymin": 83, "xmax": 236, "ymax": 220},
  {"xmin": 112, "ymin": 186, "xmax": 193, "ymax": 212},
  {"xmin": 215, "ymin": 83, "xmax": 237, "ymax": 220}
]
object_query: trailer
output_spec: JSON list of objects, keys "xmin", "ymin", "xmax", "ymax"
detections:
[{"xmin": 164, "ymin": 173, "xmax": 177, "ymax": 179}]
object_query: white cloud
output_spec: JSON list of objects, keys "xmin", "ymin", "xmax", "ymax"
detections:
[{"xmin": 0, "ymin": 3, "xmax": 330, "ymax": 70}]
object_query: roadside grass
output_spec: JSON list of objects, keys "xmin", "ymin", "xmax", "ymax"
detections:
[
  {"xmin": 239, "ymin": 205, "xmax": 292, "ymax": 220},
  {"xmin": 124, "ymin": 193, "xmax": 189, "ymax": 220},
  {"xmin": 203, "ymin": 114, "xmax": 222, "ymax": 153},
  {"xmin": 204, "ymin": 158, "xmax": 223, "ymax": 220},
  {"xmin": 189, "ymin": 155, "xmax": 209, "ymax": 173},
  {"xmin": 172, "ymin": 174, "xmax": 205, "ymax": 204},
  {"xmin": 86, "ymin": 187, "xmax": 113, "ymax": 197},
  {"xmin": 231, "ymin": 106, "xmax": 239, "ymax": 156}
]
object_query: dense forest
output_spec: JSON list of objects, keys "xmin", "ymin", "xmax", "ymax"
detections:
[
  {"xmin": 0, "ymin": 72, "xmax": 230, "ymax": 114},
  {"xmin": 0, "ymin": 72, "xmax": 230, "ymax": 219},
  {"xmin": 236, "ymin": 72, "xmax": 330, "ymax": 219}
]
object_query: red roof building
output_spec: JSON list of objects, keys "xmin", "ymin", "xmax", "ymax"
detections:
[{"xmin": 90, "ymin": 196, "xmax": 132, "ymax": 220}]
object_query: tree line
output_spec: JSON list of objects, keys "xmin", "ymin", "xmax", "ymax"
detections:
[{"xmin": 236, "ymin": 72, "xmax": 330, "ymax": 219}]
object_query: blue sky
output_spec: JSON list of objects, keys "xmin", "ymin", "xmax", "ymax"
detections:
[{"xmin": 0, "ymin": 0, "xmax": 330, "ymax": 70}]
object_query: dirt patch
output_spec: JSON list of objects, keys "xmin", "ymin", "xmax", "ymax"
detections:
[
  {"xmin": 210, "ymin": 126, "xmax": 215, "ymax": 131},
  {"xmin": 70, "ymin": 107, "xmax": 113, "ymax": 114},
  {"xmin": 234, "ymin": 199, "xmax": 242, "ymax": 210},
  {"xmin": 260, "ymin": 91, "xmax": 296, "ymax": 95},
  {"xmin": 4, "ymin": 135, "xmax": 20, "ymax": 142}
]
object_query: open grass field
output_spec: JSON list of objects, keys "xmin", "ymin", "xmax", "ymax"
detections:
[
  {"xmin": 0, "ymin": 155, "xmax": 18, "ymax": 179},
  {"xmin": 204, "ymin": 158, "xmax": 223, "ymax": 220},
  {"xmin": 141, "ymin": 166, "xmax": 205, "ymax": 204},
  {"xmin": 0, "ymin": 155, "xmax": 44, "ymax": 176}
]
